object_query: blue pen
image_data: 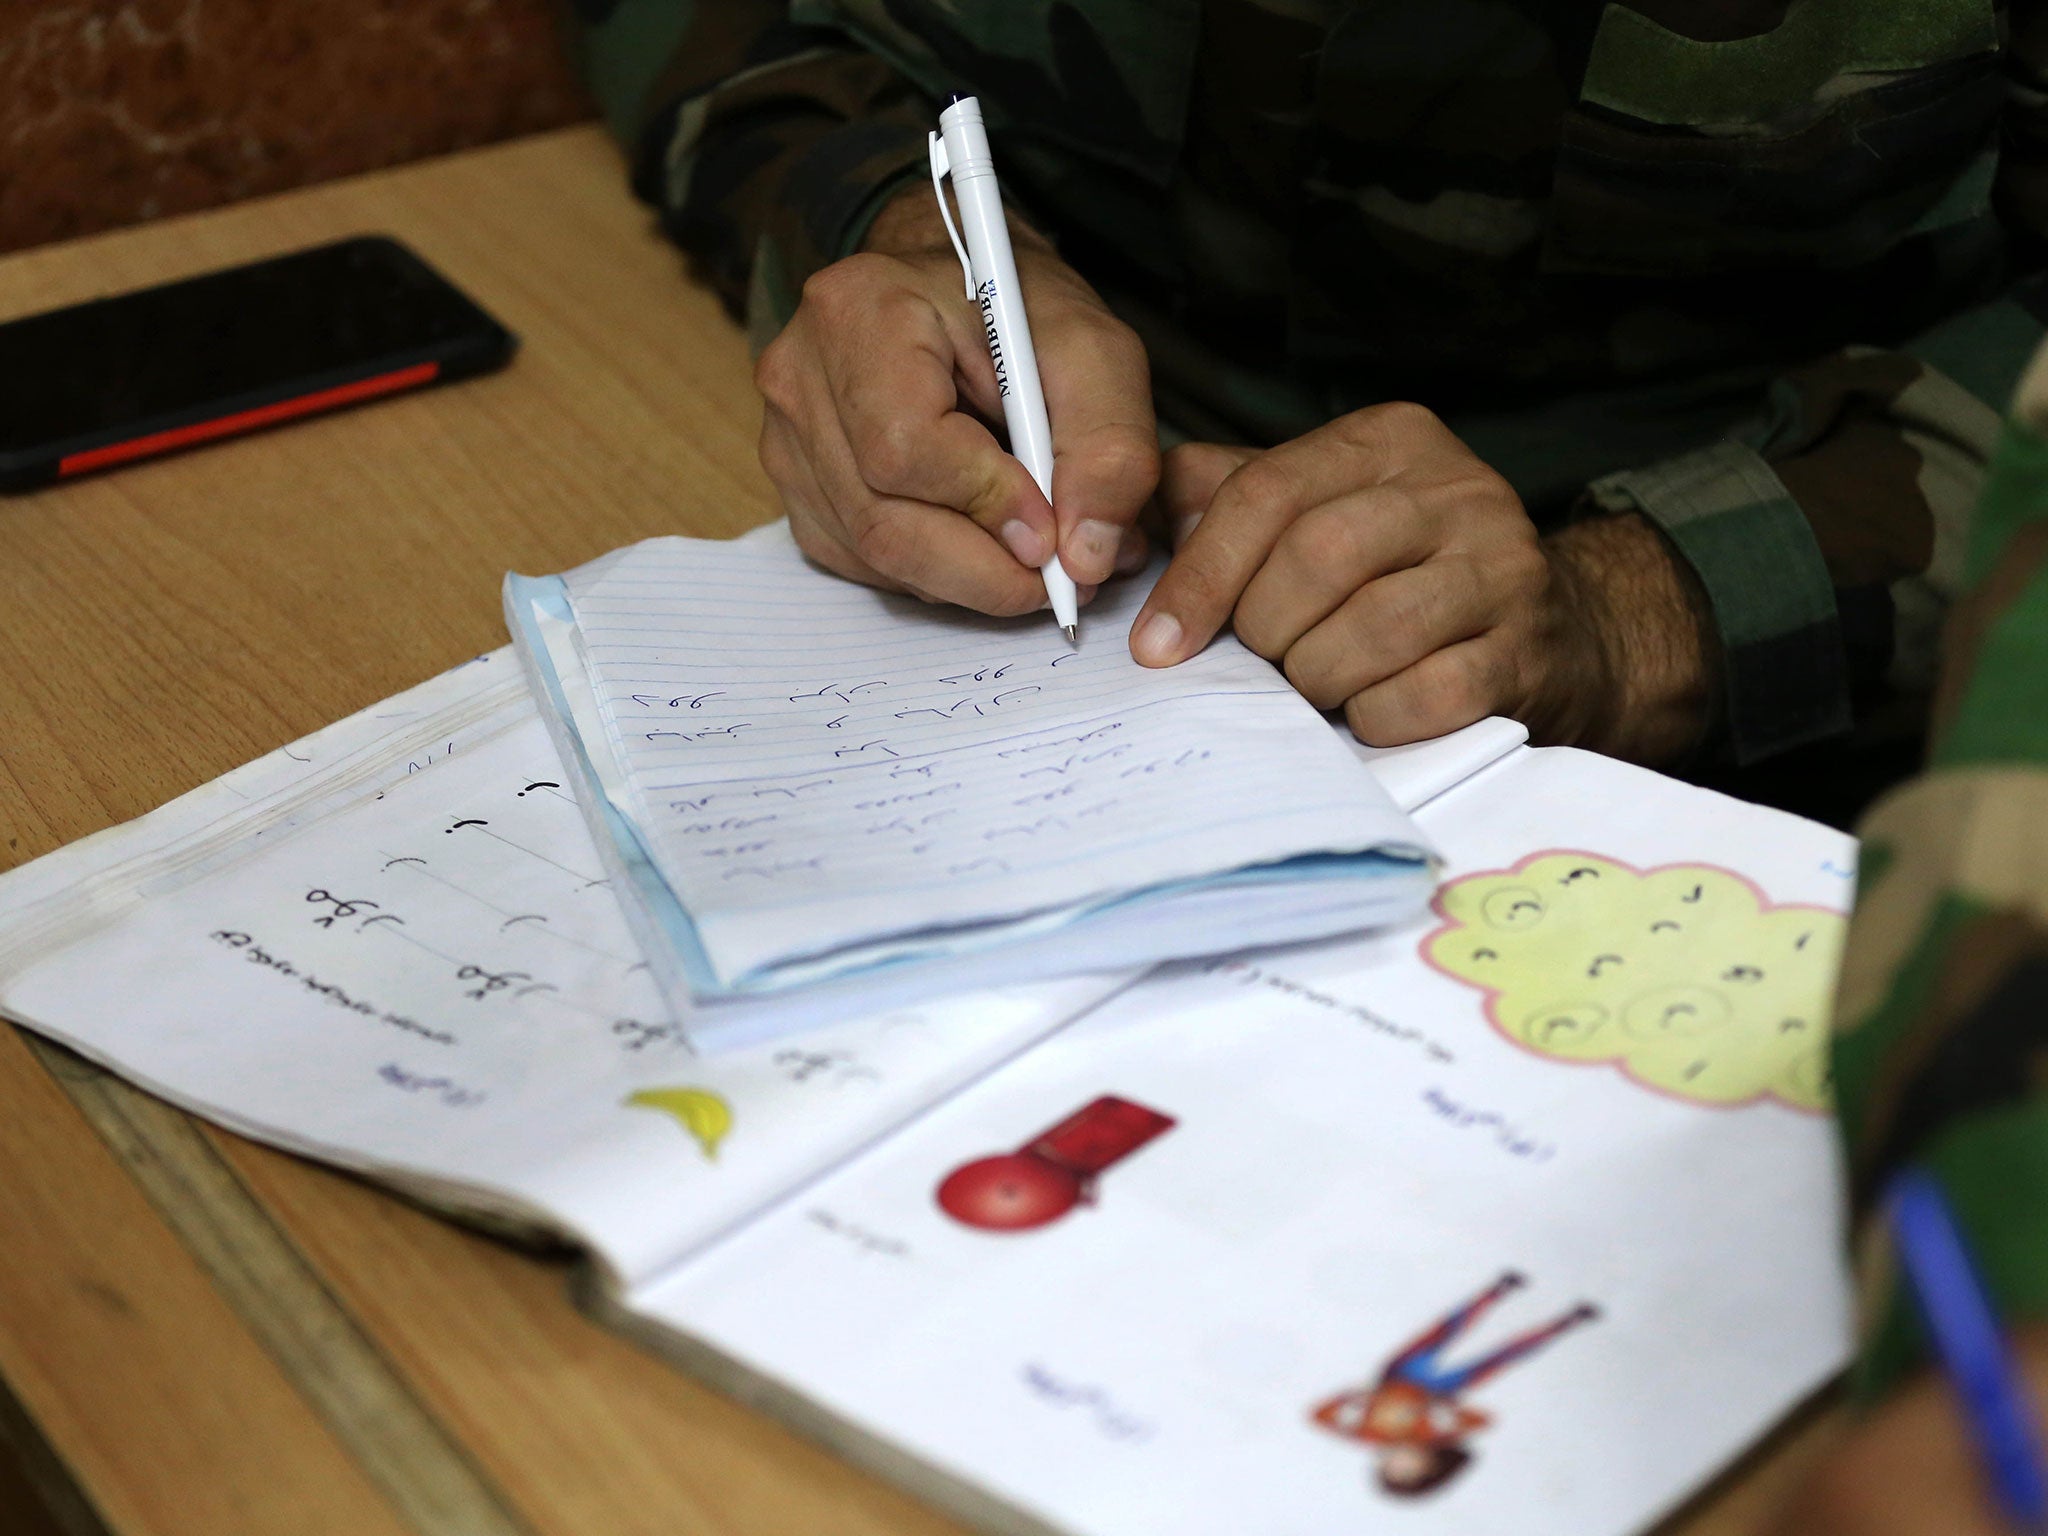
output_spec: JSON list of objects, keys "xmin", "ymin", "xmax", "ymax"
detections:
[{"xmin": 1887, "ymin": 1167, "xmax": 2048, "ymax": 1533}]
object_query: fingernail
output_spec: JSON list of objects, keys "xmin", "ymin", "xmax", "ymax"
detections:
[
  {"xmin": 1132, "ymin": 611, "xmax": 1182, "ymax": 666},
  {"xmin": 1000, "ymin": 519, "xmax": 1049, "ymax": 567},
  {"xmin": 1172, "ymin": 510, "xmax": 1204, "ymax": 549},
  {"xmin": 1071, "ymin": 519, "xmax": 1121, "ymax": 576}
]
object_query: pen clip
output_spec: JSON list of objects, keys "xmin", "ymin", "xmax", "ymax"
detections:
[{"xmin": 927, "ymin": 131, "xmax": 976, "ymax": 302}]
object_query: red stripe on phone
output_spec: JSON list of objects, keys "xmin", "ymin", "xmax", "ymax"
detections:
[{"xmin": 57, "ymin": 360, "xmax": 441, "ymax": 477}]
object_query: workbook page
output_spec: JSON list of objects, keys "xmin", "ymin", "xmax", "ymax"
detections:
[
  {"xmin": 630, "ymin": 749, "xmax": 1857, "ymax": 1536},
  {"xmin": 0, "ymin": 650, "xmax": 528, "ymax": 968},
  {"xmin": 0, "ymin": 697, "xmax": 1130, "ymax": 1288},
  {"xmin": 557, "ymin": 527, "xmax": 1431, "ymax": 988}
]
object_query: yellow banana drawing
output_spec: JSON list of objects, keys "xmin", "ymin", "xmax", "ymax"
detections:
[{"xmin": 627, "ymin": 1086, "xmax": 734, "ymax": 1161}]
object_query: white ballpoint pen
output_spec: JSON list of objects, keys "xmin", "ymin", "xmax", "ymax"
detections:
[{"xmin": 929, "ymin": 94, "xmax": 1081, "ymax": 644}]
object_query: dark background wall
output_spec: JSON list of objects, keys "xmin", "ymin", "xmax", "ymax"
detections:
[{"xmin": 0, "ymin": 0, "xmax": 594, "ymax": 256}]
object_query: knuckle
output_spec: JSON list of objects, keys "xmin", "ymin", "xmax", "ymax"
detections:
[
  {"xmin": 1234, "ymin": 606, "xmax": 1286, "ymax": 664},
  {"xmin": 1494, "ymin": 547, "xmax": 1548, "ymax": 608},
  {"xmin": 1159, "ymin": 441, "xmax": 1203, "ymax": 483},
  {"xmin": 983, "ymin": 582, "xmax": 1048, "ymax": 619},
  {"xmin": 1343, "ymin": 692, "xmax": 1393, "ymax": 746},
  {"xmin": 1372, "ymin": 579, "xmax": 1434, "ymax": 657},
  {"xmin": 755, "ymin": 417, "xmax": 788, "ymax": 481},
  {"xmin": 1160, "ymin": 442, "xmax": 1230, "ymax": 519},
  {"xmin": 1508, "ymin": 537, "xmax": 1550, "ymax": 592},
  {"xmin": 1414, "ymin": 650, "xmax": 1496, "ymax": 735},
  {"xmin": 1279, "ymin": 644, "xmax": 1305, "ymax": 688},
  {"xmin": 1288, "ymin": 506, "xmax": 1365, "ymax": 573},
  {"xmin": 1085, "ymin": 429, "xmax": 1162, "ymax": 506},
  {"xmin": 1443, "ymin": 656, "xmax": 1494, "ymax": 723},
  {"xmin": 799, "ymin": 253, "xmax": 886, "ymax": 315},
  {"xmin": 1482, "ymin": 640, "xmax": 1522, "ymax": 702},
  {"xmin": 1432, "ymin": 554, "xmax": 1482, "ymax": 619},
  {"xmin": 788, "ymin": 513, "xmax": 823, "ymax": 552},
  {"xmin": 1084, "ymin": 313, "xmax": 1150, "ymax": 374},
  {"xmin": 849, "ymin": 512, "xmax": 920, "ymax": 582},
  {"xmin": 753, "ymin": 336, "xmax": 800, "ymax": 409},
  {"xmin": 760, "ymin": 455, "xmax": 805, "ymax": 516},
  {"xmin": 788, "ymin": 516, "xmax": 842, "ymax": 569},
  {"xmin": 865, "ymin": 281, "xmax": 932, "ymax": 342},
  {"xmin": 1454, "ymin": 465, "xmax": 1523, "ymax": 523},
  {"xmin": 1364, "ymin": 398, "xmax": 1441, "ymax": 438},
  {"xmin": 1280, "ymin": 644, "xmax": 1332, "ymax": 703},
  {"xmin": 856, "ymin": 414, "xmax": 924, "ymax": 494},
  {"xmin": 1458, "ymin": 538, "xmax": 1540, "ymax": 617},
  {"xmin": 994, "ymin": 456, "xmax": 1047, "ymax": 521},
  {"xmin": 1344, "ymin": 399, "xmax": 1450, "ymax": 468},
  {"xmin": 1215, "ymin": 455, "xmax": 1296, "ymax": 520}
]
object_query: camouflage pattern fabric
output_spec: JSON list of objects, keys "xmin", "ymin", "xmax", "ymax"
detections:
[
  {"xmin": 1830, "ymin": 334, "xmax": 2048, "ymax": 1401},
  {"xmin": 563, "ymin": 0, "xmax": 2046, "ymax": 786}
]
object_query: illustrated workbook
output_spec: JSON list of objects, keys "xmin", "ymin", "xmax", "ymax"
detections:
[{"xmin": 0, "ymin": 600, "xmax": 1853, "ymax": 1536}]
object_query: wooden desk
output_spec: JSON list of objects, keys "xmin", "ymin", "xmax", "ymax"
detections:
[{"xmin": 0, "ymin": 127, "xmax": 1837, "ymax": 1536}]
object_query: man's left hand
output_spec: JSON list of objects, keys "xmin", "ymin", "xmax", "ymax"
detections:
[
  {"xmin": 1131, "ymin": 403, "xmax": 1713, "ymax": 766},
  {"xmin": 1766, "ymin": 1329, "xmax": 2048, "ymax": 1534}
]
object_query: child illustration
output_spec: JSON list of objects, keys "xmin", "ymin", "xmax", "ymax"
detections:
[{"xmin": 1312, "ymin": 1272, "xmax": 1597, "ymax": 1497}]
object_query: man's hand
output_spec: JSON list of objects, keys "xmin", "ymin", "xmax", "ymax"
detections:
[
  {"xmin": 1132, "ymin": 405, "xmax": 1714, "ymax": 765},
  {"xmin": 1768, "ymin": 1331, "xmax": 2048, "ymax": 1534},
  {"xmin": 754, "ymin": 186, "xmax": 1157, "ymax": 613}
]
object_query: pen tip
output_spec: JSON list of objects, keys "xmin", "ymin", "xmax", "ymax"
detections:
[{"xmin": 1062, "ymin": 624, "xmax": 1078, "ymax": 646}]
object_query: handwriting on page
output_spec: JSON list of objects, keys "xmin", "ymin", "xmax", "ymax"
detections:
[
  {"xmin": 1207, "ymin": 958, "xmax": 1457, "ymax": 1065},
  {"xmin": 208, "ymin": 928, "xmax": 458, "ymax": 1043},
  {"xmin": 1420, "ymin": 1087, "xmax": 1557, "ymax": 1163},
  {"xmin": 172, "ymin": 723, "xmax": 1029, "ymax": 1119},
  {"xmin": 565, "ymin": 542, "xmax": 1388, "ymax": 920},
  {"xmin": 1018, "ymin": 1363, "xmax": 1158, "ymax": 1444},
  {"xmin": 192, "ymin": 757, "xmax": 677, "ymax": 1074},
  {"xmin": 627, "ymin": 652, "xmax": 1155, "ymax": 858}
]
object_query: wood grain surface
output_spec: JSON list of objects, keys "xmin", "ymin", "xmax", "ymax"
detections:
[{"xmin": 0, "ymin": 126, "xmax": 1836, "ymax": 1536}]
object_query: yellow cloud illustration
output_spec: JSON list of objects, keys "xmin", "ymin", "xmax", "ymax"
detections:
[
  {"xmin": 1423, "ymin": 852, "xmax": 1847, "ymax": 1111},
  {"xmin": 627, "ymin": 1086, "xmax": 734, "ymax": 1160}
]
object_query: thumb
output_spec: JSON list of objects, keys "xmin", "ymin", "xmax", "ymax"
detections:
[{"xmin": 1036, "ymin": 302, "xmax": 1159, "ymax": 584}]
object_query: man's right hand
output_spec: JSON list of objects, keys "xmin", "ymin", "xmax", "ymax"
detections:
[{"xmin": 754, "ymin": 185, "xmax": 1158, "ymax": 614}]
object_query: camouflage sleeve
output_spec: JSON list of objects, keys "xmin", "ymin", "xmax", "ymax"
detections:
[
  {"xmin": 1826, "ymin": 334, "xmax": 2048, "ymax": 1402},
  {"xmin": 1581, "ymin": 13, "xmax": 2048, "ymax": 768},
  {"xmin": 1582, "ymin": 289, "xmax": 2048, "ymax": 768},
  {"xmin": 562, "ymin": 0, "xmax": 935, "ymax": 350}
]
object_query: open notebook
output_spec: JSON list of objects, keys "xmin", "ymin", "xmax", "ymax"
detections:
[
  {"xmin": 504, "ymin": 524, "xmax": 1436, "ymax": 1046},
  {"xmin": 0, "ymin": 647, "xmax": 1855, "ymax": 1536}
]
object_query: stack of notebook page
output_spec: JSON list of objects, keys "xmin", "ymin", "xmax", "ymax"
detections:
[{"xmin": 505, "ymin": 523, "xmax": 1438, "ymax": 1048}]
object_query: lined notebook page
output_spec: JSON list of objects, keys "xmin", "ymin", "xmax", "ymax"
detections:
[{"xmin": 565, "ymin": 528, "xmax": 1425, "ymax": 987}]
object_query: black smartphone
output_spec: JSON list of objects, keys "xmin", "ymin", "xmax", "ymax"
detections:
[{"xmin": 0, "ymin": 235, "xmax": 516, "ymax": 492}]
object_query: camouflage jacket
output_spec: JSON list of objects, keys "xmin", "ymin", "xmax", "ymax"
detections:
[
  {"xmin": 1834, "ymin": 341, "xmax": 2048, "ymax": 1403},
  {"xmin": 569, "ymin": 0, "xmax": 2048, "ymax": 797},
  {"xmin": 568, "ymin": 0, "xmax": 2048, "ymax": 1418}
]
